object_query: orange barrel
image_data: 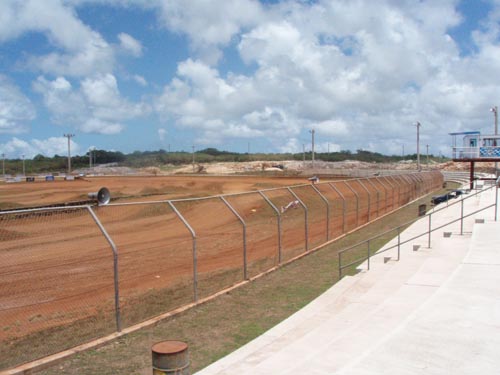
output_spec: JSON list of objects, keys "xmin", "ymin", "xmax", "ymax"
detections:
[{"xmin": 152, "ymin": 340, "xmax": 190, "ymax": 375}]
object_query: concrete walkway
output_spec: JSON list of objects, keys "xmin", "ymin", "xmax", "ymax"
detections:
[{"xmin": 196, "ymin": 186, "xmax": 500, "ymax": 375}]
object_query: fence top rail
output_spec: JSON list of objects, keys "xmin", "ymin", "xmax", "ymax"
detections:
[
  {"xmin": 0, "ymin": 204, "xmax": 90, "ymax": 215},
  {"xmin": 0, "ymin": 170, "xmax": 441, "ymax": 212}
]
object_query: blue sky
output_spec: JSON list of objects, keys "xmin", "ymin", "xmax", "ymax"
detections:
[{"xmin": 1, "ymin": 0, "xmax": 500, "ymax": 159}]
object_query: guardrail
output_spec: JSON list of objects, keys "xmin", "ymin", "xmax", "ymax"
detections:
[{"xmin": 338, "ymin": 184, "xmax": 498, "ymax": 278}]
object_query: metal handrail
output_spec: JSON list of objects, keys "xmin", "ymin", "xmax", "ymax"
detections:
[{"xmin": 338, "ymin": 185, "xmax": 498, "ymax": 278}]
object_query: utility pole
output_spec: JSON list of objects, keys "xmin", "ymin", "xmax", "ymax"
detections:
[
  {"xmin": 414, "ymin": 122, "xmax": 421, "ymax": 171},
  {"xmin": 426, "ymin": 144, "xmax": 429, "ymax": 166},
  {"xmin": 63, "ymin": 134, "xmax": 75, "ymax": 175},
  {"xmin": 192, "ymin": 145, "xmax": 195, "ymax": 173},
  {"xmin": 21, "ymin": 154, "xmax": 25, "ymax": 176},
  {"xmin": 402, "ymin": 144, "xmax": 404, "ymax": 158},
  {"xmin": 2, "ymin": 153, "xmax": 5, "ymax": 178},
  {"xmin": 491, "ymin": 106, "xmax": 498, "ymax": 177},
  {"xmin": 303, "ymin": 143, "xmax": 306, "ymax": 167},
  {"xmin": 89, "ymin": 148, "xmax": 92, "ymax": 169},
  {"xmin": 310, "ymin": 129, "xmax": 315, "ymax": 169}
]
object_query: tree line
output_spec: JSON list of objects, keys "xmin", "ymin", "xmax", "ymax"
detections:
[{"xmin": 1, "ymin": 148, "xmax": 444, "ymax": 175}]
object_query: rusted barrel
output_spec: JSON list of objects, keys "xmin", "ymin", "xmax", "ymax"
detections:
[{"xmin": 152, "ymin": 340, "xmax": 190, "ymax": 374}]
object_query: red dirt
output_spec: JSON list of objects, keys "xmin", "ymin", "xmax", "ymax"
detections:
[{"xmin": 0, "ymin": 173, "xmax": 442, "ymax": 349}]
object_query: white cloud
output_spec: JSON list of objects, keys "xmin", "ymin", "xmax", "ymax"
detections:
[
  {"xmin": 156, "ymin": 0, "xmax": 264, "ymax": 64},
  {"xmin": 0, "ymin": 136, "xmax": 77, "ymax": 158},
  {"xmin": 0, "ymin": 0, "xmax": 115, "ymax": 77},
  {"xmin": 153, "ymin": 0, "xmax": 500, "ymax": 154},
  {"xmin": 33, "ymin": 74, "xmax": 149, "ymax": 134},
  {"xmin": 117, "ymin": 32, "xmax": 143, "ymax": 57},
  {"xmin": 133, "ymin": 75, "xmax": 147, "ymax": 86},
  {"xmin": 0, "ymin": 75, "xmax": 36, "ymax": 134},
  {"xmin": 158, "ymin": 128, "xmax": 167, "ymax": 141}
]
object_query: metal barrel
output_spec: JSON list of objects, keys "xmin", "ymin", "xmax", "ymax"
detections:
[{"xmin": 152, "ymin": 340, "xmax": 190, "ymax": 375}]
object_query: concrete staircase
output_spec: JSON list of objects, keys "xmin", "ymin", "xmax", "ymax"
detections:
[{"xmin": 196, "ymin": 187, "xmax": 499, "ymax": 375}]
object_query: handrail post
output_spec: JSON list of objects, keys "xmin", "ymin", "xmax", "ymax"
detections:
[
  {"xmin": 428, "ymin": 212, "xmax": 432, "ymax": 248},
  {"xmin": 367, "ymin": 239, "xmax": 371, "ymax": 271},
  {"xmin": 338, "ymin": 251, "xmax": 342, "ymax": 279},
  {"xmin": 288, "ymin": 187, "xmax": 308, "ymax": 251},
  {"xmin": 168, "ymin": 201, "xmax": 198, "ymax": 302},
  {"xmin": 496, "ymin": 184, "xmax": 498, "ymax": 222},
  {"xmin": 329, "ymin": 183, "xmax": 346, "ymax": 234},
  {"xmin": 87, "ymin": 206, "xmax": 121, "ymax": 332},
  {"xmin": 460, "ymin": 197, "xmax": 464, "ymax": 235},
  {"xmin": 259, "ymin": 191, "xmax": 282, "ymax": 263},
  {"xmin": 220, "ymin": 196, "xmax": 248, "ymax": 280},
  {"xmin": 311, "ymin": 185, "xmax": 330, "ymax": 241},
  {"xmin": 397, "ymin": 226, "xmax": 401, "ymax": 261}
]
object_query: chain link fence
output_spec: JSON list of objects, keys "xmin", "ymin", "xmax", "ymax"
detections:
[{"xmin": 0, "ymin": 171, "xmax": 443, "ymax": 371}]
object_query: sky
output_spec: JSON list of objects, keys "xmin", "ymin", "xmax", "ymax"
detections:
[{"xmin": 1, "ymin": 0, "xmax": 500, "ymax": 159}]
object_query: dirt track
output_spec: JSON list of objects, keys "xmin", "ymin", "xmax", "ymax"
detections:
[{"xmin": 0, "ymin": 172, "xmax": 443, "ymax": 370}]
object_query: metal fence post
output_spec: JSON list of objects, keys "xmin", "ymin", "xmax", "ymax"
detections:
[
  {"xmin": 259, "ymin": 191, "xmax": 282, "ymax": 263},
  {"xmin": 167, "ymin": 201, "xmax": 198, "ymax": 302},
  {"xmin": 311, "ymin": 185, "xmax": 330, "ymax": 241},
  {"xmin": 344, "ymin": 181, "xmax": 359, "ymax": 227},
  {"xmin": 220, "ymin": 196, "xmax": 248, "ymax": 280},
  {"xmin": 87, "ymin": 206, "xmax": 121, "ymax": 332},
  {"xmin": 376, "ymin": 177, "xmax": 389, "ymax": 214},
  {"xmin": 288, "ymin": 187, "xmax": 308, "ymax": 251},
  {"xmin": 329, "ymin": 183, "xmax": 346, "ymax": 233},
  {"xmin": 357, "ymin": 179, "xmax": 371, "ymax": 222},
  {"xmin": 366, "ymin": 178, "xmax": 380, "ymax": 218}
]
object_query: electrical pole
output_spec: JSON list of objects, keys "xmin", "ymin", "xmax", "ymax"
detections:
[
  {"xmin": 21, "ymin": 154, "xmax": 25, "ymax": 176},
  {"xmin": 89, "ymin": 148, "xmax": 92, "ymax": 169},
  {"xmin": 2, "ymin": 153, "xmax": 5, "ymax": 178},
  {"xmin": 63, "ymin": 134, "xmax": 75, "ymax": 175},
  {"xmin": 310, "ymin": 129, "xmax": 315, "ymax": 169},
  {"xmin": 426, "ymin": 144, "xmax": 429, "ymax": 167},
  {"xmin": 192, "ymin": 145, "xmax": 195, "ymax": 173},
  {"xmin": 303, "ymin": 143, "xmax": 306, "ymax": 168},
  {"xmin": 415, "ymin": 122, "xmax": 421, "ymax": 171}
]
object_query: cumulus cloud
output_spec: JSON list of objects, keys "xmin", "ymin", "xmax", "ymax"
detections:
[
  {"xmin": 0, "ymin": 76, "xmax": 36, "ymax": 134},
  {"xmin": 33, "ymin": 74, "xmax": 149, "ymax": 134},
  {"xmin": 117, "ymin": 32, "xmax": 143, "ymax": 57},
  {"xmin": 156, "ymin": 0, "xmax": 264, "ymax": 64},
  {"xmin": 153, "ymin": 0, "xmax": 500, "ymax": 154},
  {"xmin": 158, "ymin": 128, "xmax": 167, "ymax": 141},
  {"xmin": 0, "ymin": 136, "xmax": 77, "ymax": 158}
]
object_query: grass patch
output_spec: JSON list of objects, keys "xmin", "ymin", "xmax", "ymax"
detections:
[{"xmin": 20, "ymin": 186, "xmax": 455, "ymax": 374}]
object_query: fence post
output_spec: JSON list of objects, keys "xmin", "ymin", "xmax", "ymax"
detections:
[
  {"xmin": 311, "ymin": 184, "xmax": 330, "ymax": 241},
  {"xmin": 288, "ymin": 187, "xmax": 308, "ymax": 251},
  {"xmin": 338, "ymin": 251, "xmax": 342, "ymax": 279},
  {"xmin": 357, "ymin": 179, "xmax": 371, "ymax": 222},
  {"xmin": 87, "ymin": 206, "xmax": 121, "ymax": 332},
  {"xmin": 220, "ymin": 196, "xmax": 248, "ymax": 280},
  {"xmin": 366, "ymin": 178, "xmax": 380, "ymax": 218},
  {"xmin": 375, "ymin": 177, "xmax": 389, "ymax": 214},
  {"xmin": 259, "ymin": 191, "xmax": 282, "ymax": 263},
  {"xmin": 329, "ymin": 183, "xmax": 346, "ymax": 234},
  {"xmin": 386, "ymin": 176, "xmax": 399, "ymax": 209},
  {"xmin": 168, "ymin": 201, "xmax": 198, "ymax": 302},
  {"xmin": 344, "ymin": 181, "xmax": 360, "ymax": 227}
]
